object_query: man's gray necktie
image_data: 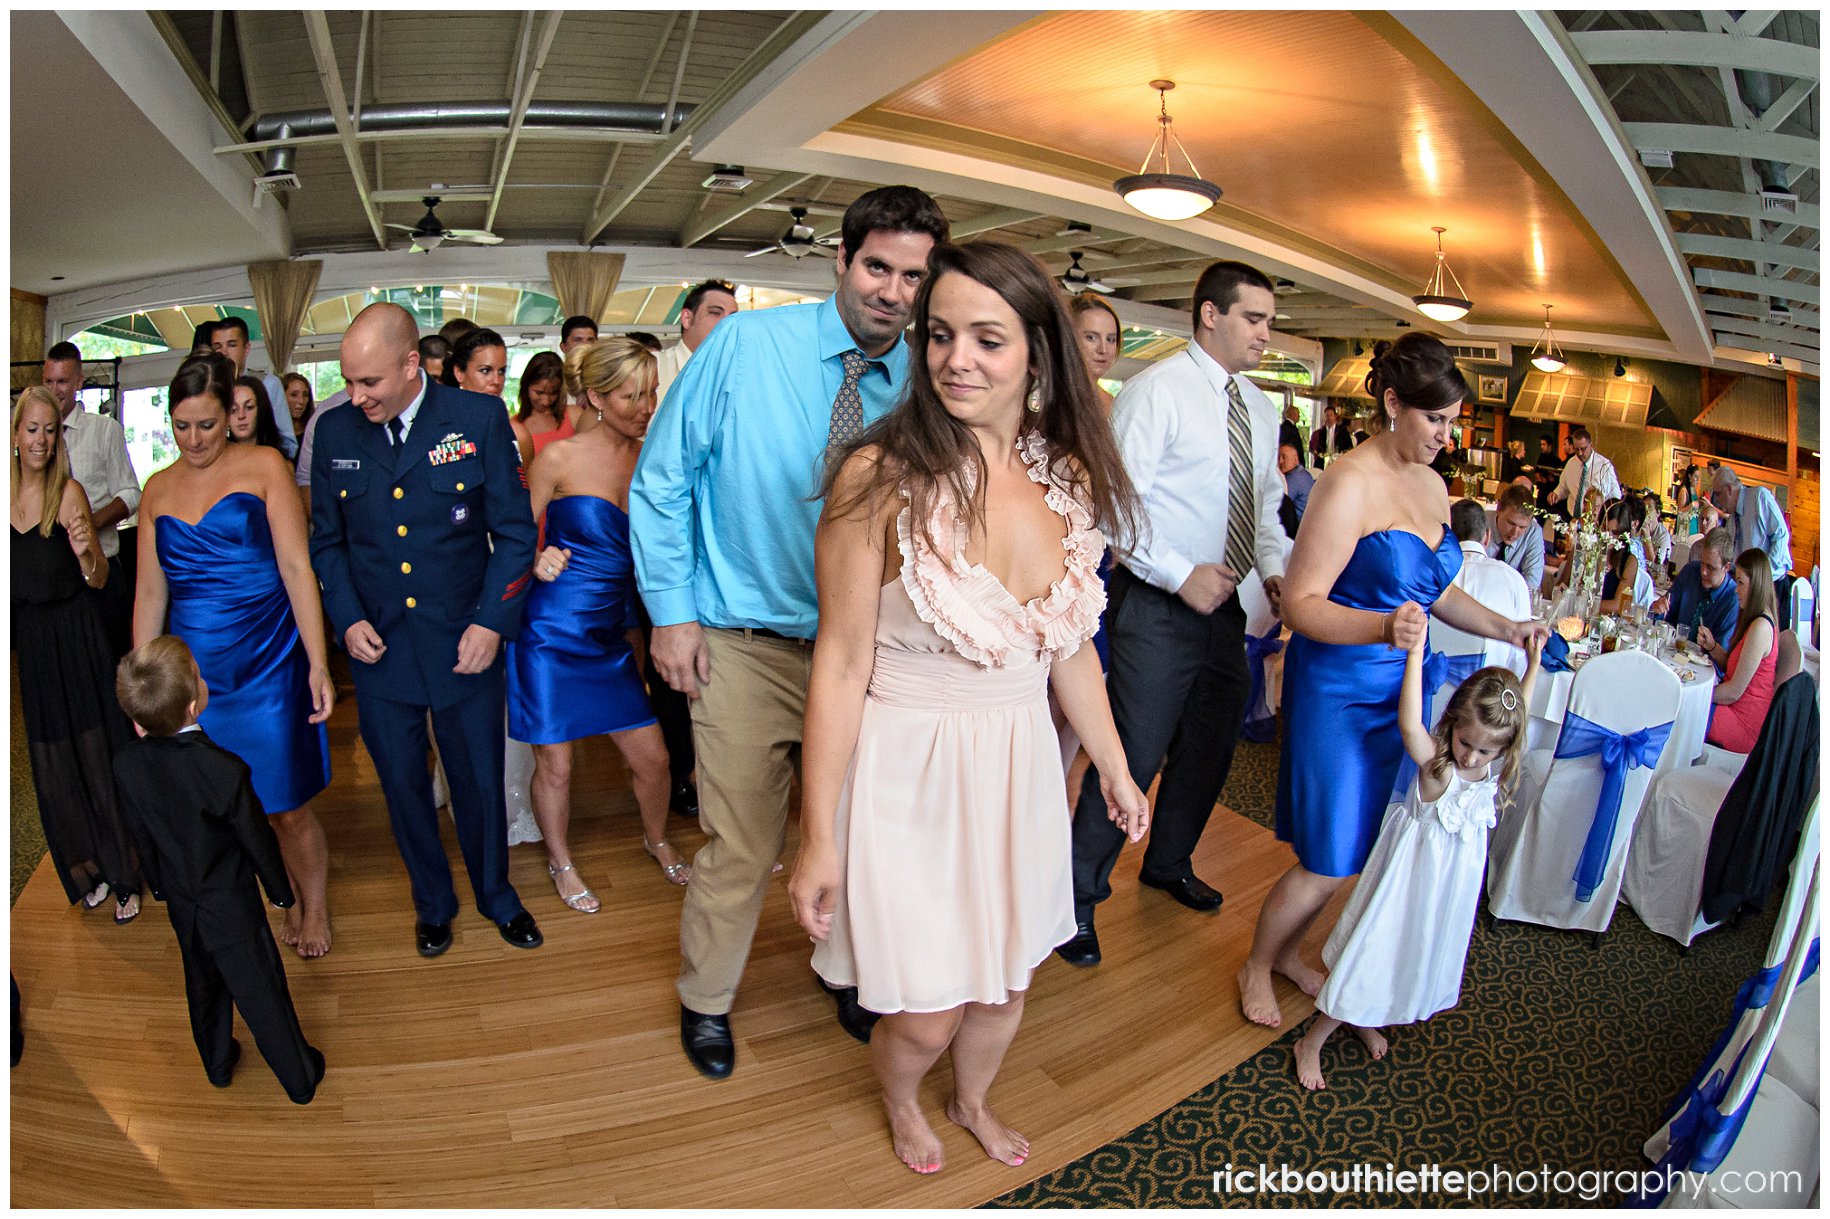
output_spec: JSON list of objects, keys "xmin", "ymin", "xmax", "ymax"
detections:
[
  {"xmin": 827, "ymin": 349, "xmax": 869, "ymax": 447},
  {"xmin": 1222, "ymin": 376, "xmax": 1257, "ymax": 578}
]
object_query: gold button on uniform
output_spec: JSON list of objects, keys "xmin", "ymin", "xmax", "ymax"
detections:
[
  {"xmin": 406, "ymin": 597, "xmax": 417, "ymax": 609},
  {"xmin": 455, "ymin": 482, "xmax": 466, "ymax": 492},
  {"xmin": 393, "ymin": 487, "xmax": 404, "ymax": 500},
  {"xmin": 339, "ymin": 489, "xmax": 347, "ymax": 499},
  {"xmin": 400, "ymin": 562, "xmax": 412, "ymax": 574},
  {"xmin": 397, "ymin": 525, "xmax": 408, "ymax": 537}
]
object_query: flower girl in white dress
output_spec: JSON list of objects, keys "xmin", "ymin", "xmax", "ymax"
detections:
[{"xmin": 1296, "ymin": 629, "xmax": 1541, "ymax": 1089}]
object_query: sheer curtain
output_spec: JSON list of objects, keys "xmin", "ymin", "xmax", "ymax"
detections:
[
  {"xmin": 546, "ymin": 252, "xmax": 625, "ymax": 326},
  {"xmin": 246, "ymin": 259, "xmax": 322, "ymax": 373}
]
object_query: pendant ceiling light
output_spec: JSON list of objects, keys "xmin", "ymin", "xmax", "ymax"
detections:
[
  {"xmin": 1411, "ymin": 226, "xmax": 1473, "ymax": 322},
  {"xmin": 1113, "ymin": 80, "xmax": 1222, "ymax": 222},
  {"xmin": 1529, "ymin": 304, "xmax": 1567, "ymax": 373}
]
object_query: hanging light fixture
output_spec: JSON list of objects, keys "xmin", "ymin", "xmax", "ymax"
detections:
[
  {"xmin": 1411, "ymin": 226, "xmax": 1473, "ymax": 322},
  {"xmin": 1113, "ymin": 81, "xmax": 1223, "ymax": 222},
  {"xmin": 1529, "ymin": 304, "xmax": 1567, "ymax": 373}
]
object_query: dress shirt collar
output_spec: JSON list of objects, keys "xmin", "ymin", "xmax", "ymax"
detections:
[
  {"xmin": 817, "ymin": 294, "xmax": 906, "ymax": 379},
  {"xmin": 1460, "ymin": 540, "xmax": 1488, "ymax": 560},
  {"xmin": 177, "ymin": 723, "xmax": 203, "ymax": 734},
  {"xmin": 1185, "ymin": 338, "xmax": 1239, "ymax": 388},
  {"xmin": 391, "ymin": 372, "xmax": 429, "ymax": 443}
]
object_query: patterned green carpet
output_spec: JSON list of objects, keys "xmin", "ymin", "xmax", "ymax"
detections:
[{"xmin": 988, "ymin": 734, "xmax": 1777, "ymax": 1208}]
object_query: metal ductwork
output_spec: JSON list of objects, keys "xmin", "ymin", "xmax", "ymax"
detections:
[
  {"xmin": 1732, "ymin": 68, "xmax": 1794, "ymax": 197},
  {"xmin": 250, "ymin": 100, "xmax": 698, "ymax": 177}
]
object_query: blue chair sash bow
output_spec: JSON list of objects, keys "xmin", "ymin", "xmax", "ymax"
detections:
[
  {"xmin": 1240, "ymin": 630, "xmax": 1284, "ymax": 743},
  {"xmin": 1552, "ymin": 711, "xmax": 1675, "ymax": 901},
  {"xmin": 1390, "ymin": 648, "xmax": 1487, "ymax": 799}
]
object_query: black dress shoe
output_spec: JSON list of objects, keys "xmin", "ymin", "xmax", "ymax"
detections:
[
  {"xmin": 818, "ymin": 978, "xmax": 879, "ymax": 1044},
  {"xmin": 415, "ymin": 921, "xmax": 453, "ymax": 958},
  {"xmin": 288, "ymin": 1046, "xmax": 326, "ymax": 1105},
  {"xmin": 496, "ymin": 910, "xmax": 543, "ymax": 949},
  {"xmin": 207, "ymin": 1039, "xmax": 242, "ymax": 1087},
  {"xmin": 1054, "ymin": 921, "xmax": 1101, "ymax": 967},
  {"xmin": 1139, "ymin": 873, "xmax": 1224, "ymax": 912},
  {"xmin": 669, "ymin": 780, "xmax": 700, "ymax": 818},
  {"xmin": 680, "ymin": 1006, "xmax": 734, "ymax": 1079}
]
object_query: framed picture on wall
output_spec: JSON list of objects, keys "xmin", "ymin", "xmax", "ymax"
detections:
[{"xmin": 1477, "ymin": 374, "xmax": 1508, "ymax": 404}]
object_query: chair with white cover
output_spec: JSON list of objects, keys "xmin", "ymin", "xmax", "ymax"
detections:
[
  {"xmin": 1638, "ymin": 798, "xmax": 1820, "ymax": 1208},
  {"xmin": 1487, "ymin": 650, "xmax": 1681, "ymax": 933},
  {"xmin": 1622, "ymin": 674, "xmax": 1819, "ymax": 947}
]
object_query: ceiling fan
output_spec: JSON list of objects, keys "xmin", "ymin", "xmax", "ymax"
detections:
[
  {"xmin": 744, "ymin": 206, "xmax": 838, "ymax": 259},
  {"xmin": 1059, "ymin": 250, "xmax": 1114, "ymax": 294},
  {"xmin": 387, "ymin": 196, "xmax": 504, "ymax": 253}
]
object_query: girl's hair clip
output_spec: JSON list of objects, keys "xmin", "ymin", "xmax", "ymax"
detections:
[{"xmin": 1500, "ymin": 687, "xmax": 1519, "ymax": 712}]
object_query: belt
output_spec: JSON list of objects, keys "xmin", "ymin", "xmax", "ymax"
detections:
[{"xmin": 739, "ymin": 626, "xmax": 813, "ymax": 647}]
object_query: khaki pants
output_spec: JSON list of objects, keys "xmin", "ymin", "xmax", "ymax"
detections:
[{"xmin": 677, "ymin": 628, "xmax": 815, "ymax": 1015}]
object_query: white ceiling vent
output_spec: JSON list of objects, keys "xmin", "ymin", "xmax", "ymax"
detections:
[{"xmin": 1443, "ymin": 341, "xmax": 1512, "ymax": 365}]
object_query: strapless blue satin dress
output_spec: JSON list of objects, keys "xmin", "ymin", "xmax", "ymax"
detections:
[
  {"xmin": 157, "ymin": 491, "xmax": 330, "ymax": 814},
  {"xmin": 507, "ymin": 495, "xmax": 656, "ymax": 744},
  {"xmin": 1275, "ymin": 528, "xmax": 1462, "ymax": 877}
]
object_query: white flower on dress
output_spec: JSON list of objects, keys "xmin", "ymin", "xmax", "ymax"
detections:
[{"xmin": 1430, "ymin": 777, "xmax": 1499, "ymax": 843}]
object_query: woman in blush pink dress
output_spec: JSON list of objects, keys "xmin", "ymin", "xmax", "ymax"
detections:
[{"xmin": 791, "ymin": 242, "xmax": 1149, "ymax": 1176}]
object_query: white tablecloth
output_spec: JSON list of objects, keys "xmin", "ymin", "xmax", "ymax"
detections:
[{"xmin": 1526, "ymin": 650, "xmax": 1717, "ymax": 774}]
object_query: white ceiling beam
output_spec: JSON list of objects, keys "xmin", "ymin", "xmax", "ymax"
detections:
[
  {"xmin": 1713, "ymin": 334, "xmax": 1820, "ymax": 364},
  {"xmin": 1701, "ymin": 294, "xmax": 1820, "ymax": 328},
  {"xmin": 1569, "ymin": 30, "xmax": 1817, "ymax": 79},
  {"xmin": 485, "ymin": 10, "xmax": 565, "ymax": 231},
  {"xmin": 1736, "ymin": 11, "xmax": 1785, "ymax": 36},
  {"xmin": 304, "ymin": 12, "xmax": 387, "ymax": 250},
  {"xmin": 1676, "ymin": 233, "xmax": 1822, "ymax": 273},
  {"xmin": 661, "ymin": 12, "xmax": 699, "ymax": 137},
  {"xmin": 1758, "ymin": 76, "xmax": 1817, "ymax": 132},
  {"xmin": 1657, "ymin": 186, "xmax": 1821, "ymax": 228},
  {"xmin": 678, "ymin": 170, "xmax": 814, "ymax": 248},
  {"xmin": 1709, "ymin": 317, "xmax": 1820, "ymax": 347},
  {"xmin": 580, "ymin": 11, "xmax": 836, "ymax": 244},
  {"xmin": 215, "ymin": 127, "xmax": 669, "ymax": 157},
  {"xmin": 1023, "ymin": 229, "xmax": 1131, "ymax": 257},
  {"xmin": 1621, "ymin": 122, "xmax": 1819, "ymax": 168},
  {"xmin": 1390, "ymin": 10, "xmax": 1715, "ymax": 362},
  {"xmin": 949, "ymin": 207, "xmax": 1045, "ymax": 239},
  {"xmin": 587, "ymin": 12, "xmax": 679, "ymax": 220},
  {"xmin": 1694, "ymin": 267, "xmax": 1819, "ymax": 305}
]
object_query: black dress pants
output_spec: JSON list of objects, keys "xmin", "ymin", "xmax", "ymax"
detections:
[
  {"xmin": 178, "ymin": 917, "xmax": 321, "ymax": 1102},
  {"xmin": 1070, "ymin": 566, "xmax": 1250, "ymax": 922}
]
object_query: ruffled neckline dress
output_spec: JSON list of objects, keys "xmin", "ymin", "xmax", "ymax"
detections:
[{"xmin": 811, "ymin": 435, "xmax": 1106, "ymax": 1013}]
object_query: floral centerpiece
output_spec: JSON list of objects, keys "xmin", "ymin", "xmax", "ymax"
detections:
[{"xmin": 1543, "ymin": 507, "xmax": 1626, "ymax": 641}]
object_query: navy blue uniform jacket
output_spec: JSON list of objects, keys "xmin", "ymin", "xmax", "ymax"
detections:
[{"xmin": 309, "ymin": 376, "xmax": 538, "ymax": 710}]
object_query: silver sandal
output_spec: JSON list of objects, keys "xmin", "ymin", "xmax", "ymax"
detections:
[
  {"xmin": 547, "ymin": 862, "xmax": 601, "ymax": 914},
  {"xmin": 644, "ymin": 840, "xmax": 691, "ymax": 886}
]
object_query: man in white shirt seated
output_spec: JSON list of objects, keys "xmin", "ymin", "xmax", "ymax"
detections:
[
  {"xmin": 1451, "ymin": 497, "xmax": 1530, "ymax": 674},
  {"xmin": 1487, "ymin": 482, "xmax": 1545, "ymax": 595},
  {"xmin": 654, "ymin": 279, "xmax": 740, "ymax": 404},
  {"xmin": 1547, "ymin": 424, "xmax": 1620, "ymax": 520}
]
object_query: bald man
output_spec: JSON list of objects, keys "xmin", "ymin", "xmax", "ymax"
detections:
[{"xmin": 309, "ymin": 303, "xmax": 542, "ymax": 957}]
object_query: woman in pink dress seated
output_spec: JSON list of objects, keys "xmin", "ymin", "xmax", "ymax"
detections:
[
  {"xmin": 791, "ymin": 242, "xmax": 1150, "ymax": 1176},
  {"xmin": 1703, "ymin": 548, "xmax": 1780, "ymax": 753}
]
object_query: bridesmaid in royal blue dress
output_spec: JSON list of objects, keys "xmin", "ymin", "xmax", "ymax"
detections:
[
  {"xmin": 1237, "ymin": 335, "xmax": 1547, "ymax": 1029},
  {"xmin": 135, "ymin": 354, "xmax": 336, "ymax": 957},
  {"xmin": 507, "ymin": 337, "xmax": 681, "ymax": 914}
]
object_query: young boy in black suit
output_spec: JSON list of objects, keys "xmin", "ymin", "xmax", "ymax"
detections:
[{"xmin": 113, "ymin": 636, "xmax": 325, "ymax": 1103}]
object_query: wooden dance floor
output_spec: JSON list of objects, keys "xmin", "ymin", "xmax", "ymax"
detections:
[{"xmin": 10, "ymin": 696, "xmax": 1327, "ymax": 1207}]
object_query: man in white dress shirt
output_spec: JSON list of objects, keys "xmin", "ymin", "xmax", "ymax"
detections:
[
  {"xmin": 1451, "ymin": 498, "xmax": 1530, "ymax": 674},
  {"xmin": 1547, "ymin": 424, "xmax": 1620, "ymax": 519},
  {"xmin": 1059, "ymin": 261, "xmax": 1287, "ymax": 965},
  {"xmin": 45, "ymin": 341, "xmax": 139, "ymax": 657},
  {"xmin": 654, "ymin": 279, "xmax": 740, "ymax": 404}
]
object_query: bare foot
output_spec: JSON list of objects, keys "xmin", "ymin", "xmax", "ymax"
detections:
[
  {"xmin": 1353, "ymin": 1025, "xmax": 1388, "ymax": 1060},
  {"xmin": 296, "ymin": 908, "xmax": 332, "ymax": 959},
  {"xmin": 1237, "ymin": 962, "xmax": 1282, "ymax": 1028},
  {"xmin": 946, "ymin": 1098, "xmax": 1030, "ymax": 1167},
  {"xmin": 884, "ymin": 1098, "xmax": 944, "ymax": 1174},
  {"xmin": 1273, "ymin": 951, "xmax": 1327, "ymax": 998},
  {"xmin": 279, "ymin": 906, "xmax": 303, "ymax": 946},
  {"xmin": 1294, "ymin": 1030, "xmax": 1328, "ymax": 1090}
]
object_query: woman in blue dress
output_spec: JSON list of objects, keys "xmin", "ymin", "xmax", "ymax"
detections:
[
  {"xmin": 508, "ymin": 337, "xmax": 680, "ymax": 914},
  {"xmin": 135, "ymin": 354, "xmax": 335, "ymax": 956},
  {"xmin": 1237, "ymin": 335, "xmax": 1546, "ymax": 1028}
]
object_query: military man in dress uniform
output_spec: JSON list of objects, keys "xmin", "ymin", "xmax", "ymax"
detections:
[{"xmin": 309, "ymin": 303, "xmax": 542, "ymax": 957}]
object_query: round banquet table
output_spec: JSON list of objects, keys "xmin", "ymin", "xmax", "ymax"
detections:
[{"xmin": 1525, "ymin": 647, "xmax": 1718, "ymax": 776}]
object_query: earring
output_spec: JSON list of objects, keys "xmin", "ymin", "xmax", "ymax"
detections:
[{"xmin": 1026, "ymin": 383, "xmax": 1042, "ymax": 414}]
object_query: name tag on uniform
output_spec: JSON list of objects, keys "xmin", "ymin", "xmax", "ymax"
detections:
[
  {"xmin": 331, "ymin": 459, "xmax": 360, "ymax": 470},
  {"xmin": 428, "ymin": 433, "xmax": 477, "ymax": 466}
]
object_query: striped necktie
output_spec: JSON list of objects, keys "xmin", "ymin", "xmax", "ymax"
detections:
[
  {"xmin": 827, "ymin": 349, "xmax": 869, "ymax": 448},
  {"xmin": 1222, "ymin": 376, "xmax": 1257, "ymax": 578}
]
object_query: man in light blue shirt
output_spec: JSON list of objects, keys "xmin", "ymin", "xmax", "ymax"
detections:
[
  {"xmin": 629, "ymin": 186, "xmax": 948, "ymax": 1080},
  {"xmin": 1710, "ymin": 466, "xmax": 1791, "ymax": 590}
]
